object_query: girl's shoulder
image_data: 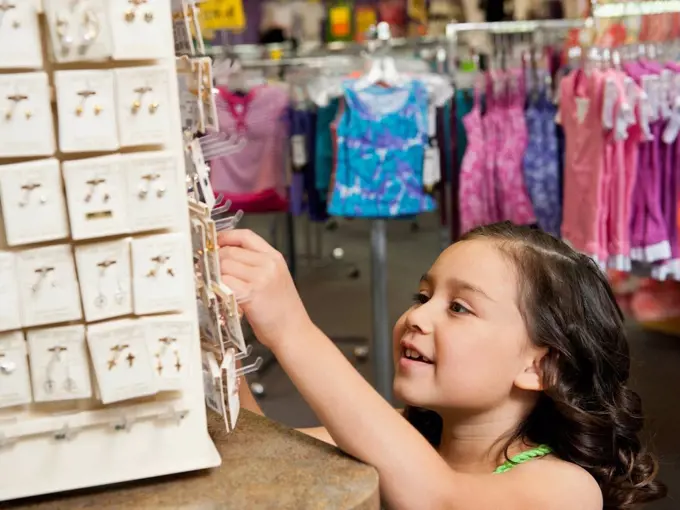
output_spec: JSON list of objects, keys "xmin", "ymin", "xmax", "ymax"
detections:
[{"xmin": 497, "ymin": 455, "xmax": 603, "ymax": 510}]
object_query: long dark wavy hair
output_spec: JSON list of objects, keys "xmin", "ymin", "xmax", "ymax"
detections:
[{"xmin": 404, "ymin": 222, "xmax": 666, "ymax": 509}]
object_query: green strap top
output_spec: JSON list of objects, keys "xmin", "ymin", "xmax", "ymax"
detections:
[{"xmin": 494, "ymin": 445, "xmax": 553, "ymax": 474}]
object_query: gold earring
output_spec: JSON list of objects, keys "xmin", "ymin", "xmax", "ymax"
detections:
[
  {"xmin": 76, "ymin": 105, "xmax": 83, "ymax": 116},
  {"xmin": 124, "ymin": 10, "xmax": 135, "ymax": 22},
  {"xmin": 25, "ymin": 111, "xmax": 32, "ymax": 120},
  {"xmin": 131, "ymin": 100, "xmax": 141, "ymax": 114},
  {"xmin": 94, "ymin": 105, "xmax": 103, "ymax": 115},
  {"xmin": 148, "ymin": 103, "xmax": 159, "ymax": 114},
  {"xmin": 144, "ymin": 12, "xmax": 154, "ymax": 23},
  {"xmin": 146, "ymin": 268, "xmax": 157, "ymax": 278}
]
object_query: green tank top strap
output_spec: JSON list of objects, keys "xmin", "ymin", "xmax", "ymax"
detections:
[{"xmin": 493, "ymin": 444, "xmax": 553, "ymax": 474}]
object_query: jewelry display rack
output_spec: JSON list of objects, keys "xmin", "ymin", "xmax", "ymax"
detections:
[{"xmin": 0, "ymin": 0, "xmax": 222, "ymax": 501}]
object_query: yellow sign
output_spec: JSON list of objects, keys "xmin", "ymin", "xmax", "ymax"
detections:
[
  {"xmin": 329, "ymin": 6, "xmax": 351, "ymax": 38},
  {"xmin": 199, "ymin": 0, "xmax": 246, "ymax": 32}
]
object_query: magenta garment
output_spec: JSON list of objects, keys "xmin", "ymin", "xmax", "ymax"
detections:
[
  {"xmin": 495, "ymin": 69, "xmax": 536, "ymax": 226},
  {"xmin": 482, "ymin": 76, "xmax": 503, "ymax": 222},
  {"xmin": 458, "ymin": 84, "xmax": 492, "ymax": 233},
  {"xmin": 210, "ymin": 85, "xmax": 290, "ymax": 213}
]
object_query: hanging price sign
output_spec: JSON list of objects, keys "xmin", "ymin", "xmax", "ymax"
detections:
[{"xmin": 199, "ymin": 0, "xmax": 246, "ymax": 32}]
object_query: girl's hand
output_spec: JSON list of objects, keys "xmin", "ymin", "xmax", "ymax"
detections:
[{"xmin": 217, "ymin": 229, "xmax": 311, "ymax": 351}]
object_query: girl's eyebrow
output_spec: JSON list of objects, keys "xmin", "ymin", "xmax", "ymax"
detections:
[{"xmin": 420, "ymin": 273, "xmax": 495, "ymax": 302}]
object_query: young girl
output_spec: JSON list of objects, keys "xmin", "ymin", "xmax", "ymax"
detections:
[{"xmin": 218, "ymin": 221, "xmax": 666, "ymax": 510}]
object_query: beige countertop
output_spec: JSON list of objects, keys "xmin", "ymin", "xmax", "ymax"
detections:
[{"xmin": 5, "ymin": 410, "xmax": 380, "ymax": 510}]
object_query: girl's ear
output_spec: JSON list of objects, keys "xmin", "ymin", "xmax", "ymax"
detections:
[{"xmin": 514, "ymin": 347, "xmax": 548, "ymax": 392}]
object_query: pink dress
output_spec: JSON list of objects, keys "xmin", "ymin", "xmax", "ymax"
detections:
[
  {"xmin": 459, "ymin": 83, "xmax": 492, "ymax": 234},
  {"xmin": 559, "ymin": 69, "xmax": 607, "ymax": 262},
  {"xmin": 483, "ymin": 74, "xmax": 503, "ymax": 223},
  {"xmin": 495, "ymin": 69, "xmax": 536, "ymax": 226}
]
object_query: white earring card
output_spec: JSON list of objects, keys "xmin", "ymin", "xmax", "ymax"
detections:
[
  {"xmin": 0, "ymin": 1, "xmax": 220, "ymax": 502},
  {"xmin": 0, "ymin": 72, "xmax": 55, "ymax": 158},
  {"xmin": 0, "ymin": 159, "xmax": 70, "ymax": 247},
  {"xmin": 0, "ymin": 2, "xmax": 43, "ymax": 70}
]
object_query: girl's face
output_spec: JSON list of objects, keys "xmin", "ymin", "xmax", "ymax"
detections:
[{"xmin": 392, "ymin": 239, "xmax": 544, "ymax": 412}]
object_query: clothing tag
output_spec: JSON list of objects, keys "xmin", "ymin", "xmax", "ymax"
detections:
[
  {"xmin": 575, "ymin": 97, "xmax": 589, "ymax": 125},
  {"xmin": 615, "ymin": 110, "xmax": 629, "ymax": 141},
  {"xmin": 660, "ymin": 70, "xmax": 673, "ymax": 119},
  {"xmin": 428, "ymin": 104, "xmax": 437, "ymax": 137},
  {"xmin": 639, "ymin": 93, "xmax": 654, "ymax": 141},
  {"xmin": 291, "ymin": 134, "xmax": 307, "ymax": 168},
  {"xmin": 643, "ymin": 76, "xmax": 660, "ymax": 122},
  {"xmin": 663, "ymin": 97, "xmax": 680, "ymax": 144},
  {"xmin": 423, "ymin": 146, "xmax": 440, "ymax": 189},
  {"xmin": 602, "ymin": 78, "xmax": 617, "ymax": 130},
  {"xmin": 673, "ymin": 73, "xmax": 680, "ymax": 103}
]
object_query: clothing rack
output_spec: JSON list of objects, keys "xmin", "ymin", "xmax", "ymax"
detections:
[{"xmin": 444, "ymin": 17, "xmax": 586, "ymax": 242}]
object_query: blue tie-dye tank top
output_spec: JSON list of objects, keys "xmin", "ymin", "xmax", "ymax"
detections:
[{"xmin": 328, "ymin": 80, "xmax": 436, "ymax": 218}]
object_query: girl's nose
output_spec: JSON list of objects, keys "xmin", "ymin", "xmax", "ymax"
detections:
[{"xmin": 405, "ymin": 303, "xmax": 433, "ymax": 335}]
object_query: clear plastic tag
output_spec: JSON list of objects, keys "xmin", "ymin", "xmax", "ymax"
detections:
[
  {"xmin": 190, "ymin": 139, "xmax": 216, "ymax": 211},
  {"xmin": 223, "ymin": 349, "xmax": 240, "ymax": 430},
  {"xmin": 291, "ymin": 134, "xmax": 307, "ymax": 168},
  {"xmin": 423, "ymin": 146, "xmax": 440, "ymax": 189},
  {"xmin": 212, "ymin": 282, "xmax": 247, "ymax": 354}
]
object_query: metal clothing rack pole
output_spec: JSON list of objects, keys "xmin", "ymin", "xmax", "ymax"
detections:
[
  {"xmin": 371, "ymin": 219, "xmax": 392, "ymax": 402},
  {"xmin": 443, "ymin": 17, "xmax": 586, "ymax": 242}
]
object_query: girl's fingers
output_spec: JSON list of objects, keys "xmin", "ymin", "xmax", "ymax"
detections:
[
  {"xmin": 220, "ymin": 258, "xmax": 256, "ymax": 283},
  {"xmin": 219, "ymin": 246, "xmax": 266, "ymax": 267},
  {"xmin": 220, "ymin": 275, "xmax": 251, "ymax": 303},
  {"xmin": 217, "ymin": 229, "xmax": 276, "ymax": 254}
]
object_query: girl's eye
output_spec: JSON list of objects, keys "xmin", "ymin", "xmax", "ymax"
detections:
[
  {"xmin": 412, "ymin": 293, "xmax": 429, "ymax": 305},
  {"xmin": 450, "ymin": 301, "xmax": 471, "ymax": 314}
]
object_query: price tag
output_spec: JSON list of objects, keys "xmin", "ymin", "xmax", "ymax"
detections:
[
  {"xmin": 291, "ymin": 135, "xmax": 307, "ymax": 168},
  {"xmin": 200, "ymin": 0, "xmax": 246, "ymax": 32},
  {"xmin": 428, "ymin": 104, "xmax": 437, "ymax": 137},
  {"xmin": 423, "ymin": 146, "xmax": 440, "ymax": 190}
]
